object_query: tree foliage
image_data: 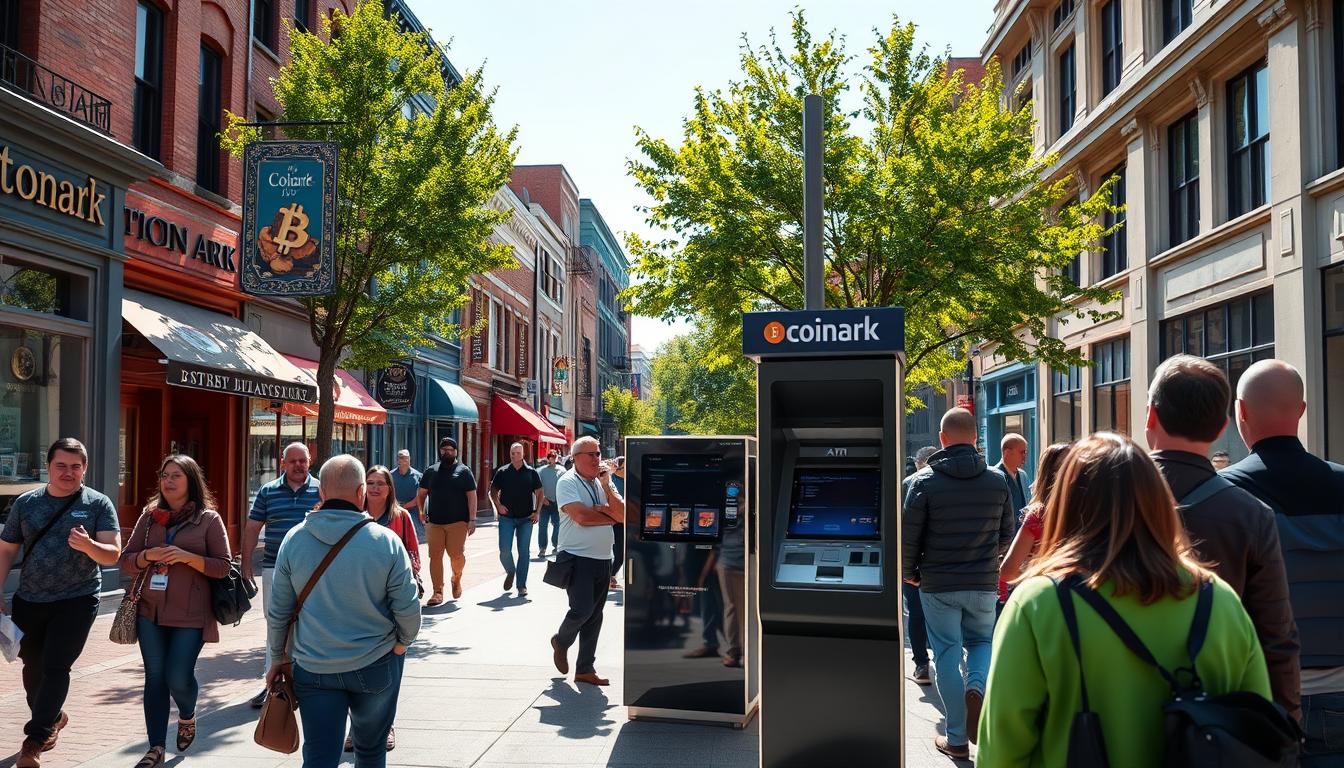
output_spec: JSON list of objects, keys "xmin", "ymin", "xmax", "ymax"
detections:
[
  {"xmin": 602, "ymin": 386, "xmax": 661, "ymax": 440},
  {"xmin": 625, "ymin": 12, "xmax": 1120, "ymax": 395},
  {"xmin": 651, "ymin": 329, "xmax": 756, "ymax": 436},
  {"xmin": 222, "ymin": 0, "xmax": 516, "ymax": 462}
]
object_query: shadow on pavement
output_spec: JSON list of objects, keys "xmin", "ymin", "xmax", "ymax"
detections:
[
  {"xmin": 476, "ymin": 594, "xmax": 531, "ymax": 612},
  {"xmin": 532, "ymin": 680, "xmax": 618, "ymax": 740},
  {"xmin": 84, "ymin": 646, "xmax": 263, "ymax": 708}
]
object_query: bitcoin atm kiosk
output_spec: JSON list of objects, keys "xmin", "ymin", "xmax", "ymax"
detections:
[
  {"xmin": 744, "ymin": 307, "xmax": 905, "ymax": 767},
  {"xmin": 623, "ymin": 436, "xmax": 759, "ymax": 727}
]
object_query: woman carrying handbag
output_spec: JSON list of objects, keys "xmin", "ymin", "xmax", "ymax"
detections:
[{"xmin": 118, "ymin": 455, "xmax": 231, "ymax": 768}]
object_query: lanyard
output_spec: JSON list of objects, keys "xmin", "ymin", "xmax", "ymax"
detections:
[
  {"xmin": 579, "ymin": 476, "xmax": 601, "ymax": 507},
  {"xmin": 163, "ymin": 521, "xmax": 189, "ymax": 546}
]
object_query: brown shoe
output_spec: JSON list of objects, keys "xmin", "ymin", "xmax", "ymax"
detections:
[
  {"xmin": 133, "ymin": 746, "xmax": 165, "ymax": 768},
  {"xmin": 550, "ymin": 635, "xmax": 569, "ymax": 675},
  {"xmin": 934, "ymin": 736, "xmax": 969, "ymax": 760},
  {"xmin": 426, "ymin": 592, "xmax": 443, "ymax": 607},
  {"xmin": 176, "ymin": 715, "xmax": 196, "ymax": 751},
  {"xmin": 451, "ymin": 577, "xmax": 462, "ymax": 599},
  {"xmin": 40, "ymin": 711, "xmax": 67, "ymax": 751},
  {"xmin": 574, "ymin": 672, "xmax": 610, "ymax": 686},
  {"xmin": 965, "ymin": 688, "xmax": 984, "ymax": 745},
  {"xmin": 386, "ymin": 727, "xmax": 395, "ymax": 752},
  {"xmin": 16, "ymin": 739, "xmax": 42, "ymax": 768},
  {"xmin": 503, "ymin": 572, "xmax": 515, "ymax": 592}
]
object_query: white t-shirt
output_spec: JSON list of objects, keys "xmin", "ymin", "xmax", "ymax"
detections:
[{"xmin": 556, "ymin": 468, "xmax": 614, "ymax": 560}]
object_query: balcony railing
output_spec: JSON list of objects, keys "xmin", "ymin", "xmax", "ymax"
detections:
[
  {"xmin": 0, "ymin": 42, "xmax": 113, "ymax": 134},
  {"xmin": 568, "ymin": 244, "xmax": 595, "ymax": 276},
  {"xmin": 612, "ymin": 355, "xmax": 631, "ymax": 371}
]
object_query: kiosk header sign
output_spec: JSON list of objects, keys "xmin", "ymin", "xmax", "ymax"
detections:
[
  {"xmin": 241, "ymin": 140, "xmax": 338, "ymax": 297},
  {"xmin": 742, "ymin": 307, "xmax": 904, "ymax": 359}
]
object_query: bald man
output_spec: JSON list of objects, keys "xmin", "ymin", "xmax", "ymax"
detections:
[
  {"xmin": 902, "ymin": 408, "xmax": 1015, "ymax": 759},
  {"xmin": 1222, "ymin": 359, "xmax": 1344, "ymax": 760}
]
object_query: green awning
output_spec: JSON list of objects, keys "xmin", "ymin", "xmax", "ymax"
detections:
[
  {"xmin": 578, "ymin": 420, "xmax": 600, "ymax": 437},
  {"xmin": 427, "ymin": 377, "xmax": 479, "ymax": 421}
]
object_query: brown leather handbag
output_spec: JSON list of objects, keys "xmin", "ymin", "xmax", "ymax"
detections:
[{"xmin": 254, "ymin": 518, "xmax": 373, "ymax": 754}]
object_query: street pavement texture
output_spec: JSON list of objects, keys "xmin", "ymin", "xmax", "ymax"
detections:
[{"xmin": 3, "ymin": 523, "xmax": 964, "ymax": 767}]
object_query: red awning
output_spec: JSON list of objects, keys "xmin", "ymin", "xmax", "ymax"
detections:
[
  {"xmin": 492, "ymin": 395, "xmax": 568, "ymax": 445},
  {"xmin": 280, "ymin": 355, "xmax": 388, "ymax": 425}
]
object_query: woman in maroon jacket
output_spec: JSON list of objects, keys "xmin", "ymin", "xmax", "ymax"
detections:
[{"xmin": 120, "ymin": 455, "xmax": 231, "ymax": 768}]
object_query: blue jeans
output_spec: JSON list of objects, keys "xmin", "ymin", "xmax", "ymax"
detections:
[
  {"xmin": 537, "ymin": 501, "xmax": 560, "ymax": 551},
  {"xmin": 920, "ymin": 589, "xmax": 996, "ymax": 746},
  {"xmin": 903, "ymin": 582, "xmax": 929, "ymax": 667},
  {"xmin": 498, "ymin": 515, "xmax": 535, "ymax": 589},
  {"xmin": 293, "ymin": 651, "xmax": 404, "ymax": 768},
  {"xmin": 1302, "ymin": 690, "xmax": 1344, "ymax": 766},
  {"xmin": 136, "ymin": 618, "xmax": 205, "ymax": 748}
]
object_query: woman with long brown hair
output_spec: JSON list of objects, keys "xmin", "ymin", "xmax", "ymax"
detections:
[
  {"xmin": 996, "ymin": 442, "xmax": 1071, "ymax": 603},
  {"xmin": 119, "ymin": 455, "xmax": 231, "ymax": 768},
  {"xmin": 977, "ymin": 433, "xmax": 1271, "ymax": 766}
]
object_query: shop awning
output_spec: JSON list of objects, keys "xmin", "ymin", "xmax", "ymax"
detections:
[
  {"xmin": 492, "ymin": 395, "xmax": 568, "ymax": 445},
  {"xmin": 280, "ymin": 355, "xmax": 388, "ymax": 425},
  {"xmin": 427, "ymin": 377, "xmax": 479, "ymax": 422},
  {"xmin": 122, "ymin": 290, "xmax": 319, "ymax": 403},
  {"xmin": 578, "ymin": 421, "xmax": 600, "ymax": 437}
]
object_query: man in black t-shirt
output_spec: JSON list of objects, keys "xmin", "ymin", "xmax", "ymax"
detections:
[
  {"xmin": 415, "ymin": 437, "xmax": 477, "ymax": 605},
  {"xmin": 490, "ymin": 442, "xmax": 543, "ymax": 595}
]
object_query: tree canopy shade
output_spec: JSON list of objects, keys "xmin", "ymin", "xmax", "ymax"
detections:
[
  {"xmin": 602, "ymin": 385, "xmax": 661, "ymax": 441},
  {"xmin": 222, "ymin": 0, "xmax": 516, "ymax": 463},
  {"xmin": 651, "ymin": 330, "xmax": 756, "ymax": 436},
  {"xmin": 625, "ymin": 12, "xmax": 1122, "ymax": 396}
]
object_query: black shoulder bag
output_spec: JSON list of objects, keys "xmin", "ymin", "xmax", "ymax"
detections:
[
  {"xmin": 1060, "ymin": 574, "xmax": 1300, "ymax": 768},
  {"xmin": 211, "ymin": 556, "xmax": 258, "ymax": 626},
  {"xmin": 21, "ymin": 491, "xmax": 83, "ymax": 562}
]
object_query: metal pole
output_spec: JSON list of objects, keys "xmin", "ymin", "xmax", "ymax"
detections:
[{"xmin": 803, "ymin": 94, "xmax": 825, "ymax": 311}]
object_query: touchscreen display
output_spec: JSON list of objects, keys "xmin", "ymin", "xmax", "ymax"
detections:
[
  {"xmin": 787, "ymin": 468, "xmax": 882, "ymax": 539},
  {"xmin": 639, "ymin": 453, "xmax": 727, "ymax": 542}
]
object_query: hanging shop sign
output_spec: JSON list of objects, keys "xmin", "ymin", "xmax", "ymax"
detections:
[
  {"xmin": 374, "ymin": 361, "xmax": 416, "ymax": 410},
  {"xmin": 552, "ymin": 357, "xmax": 570, "ymax": 381},
  {"xmin": 241, "ymin": 140, "xmax": 337, "ymax": 297}
]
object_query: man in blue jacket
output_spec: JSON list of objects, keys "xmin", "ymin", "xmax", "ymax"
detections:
[{"xmin": 266, "ymin": 454, "xmax": 421, "ymax": 767}]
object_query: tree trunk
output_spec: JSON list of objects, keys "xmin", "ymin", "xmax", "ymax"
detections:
[{"xmin": 314, "ymin": 349, "xmax": 339, "ymax": 468}]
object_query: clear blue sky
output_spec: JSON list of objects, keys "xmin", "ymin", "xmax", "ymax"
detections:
[{"xmin": 409, "ymin": 1, "xmax": 996, "ymax": 352}]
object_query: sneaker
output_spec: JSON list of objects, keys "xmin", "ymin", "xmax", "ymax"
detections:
[
  {"xmin": 934, "ymin": 736, "xmax": 969, "ymax": 760},
  {"xmin": 503, "ymin": 572, "xmax": 515, "ymax": 592},
  {"xmin": 249, "ymin": 688, "xmax": 268, "ymax": 709},
  {"xmin": 912, "ymin": 664, "xmax": 931, "ymax": 685},
  {"xmin": 965, "ymin": 688, "xmax": 984, "ymax": 745}
]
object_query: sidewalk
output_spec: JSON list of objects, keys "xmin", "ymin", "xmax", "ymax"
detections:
[{"xmin": 7, "ymin": 528, "xmax": 969, "ymax": 768}]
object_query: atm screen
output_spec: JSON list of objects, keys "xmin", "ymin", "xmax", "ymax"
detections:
[
  {"xmin": 787, "ymin": 469, "xmax": 882, "ymax": 539},
  {"xmin": 639, "ymin": 453, "xmax": 728, "ymax": 542}
]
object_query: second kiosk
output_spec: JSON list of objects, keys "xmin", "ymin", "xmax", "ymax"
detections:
[{"xmin": 744, "ymin": 307, "xmax": 906, "ymax": 767}]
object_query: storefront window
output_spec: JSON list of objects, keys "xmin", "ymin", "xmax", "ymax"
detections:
[
  {"xmin": 1052, "ymin": 363, "xmax": 1083, "ymax": 443},
  {"xmin": 1092, "ymin": 337, "xmax": 1131, "ymax": 435},
  {"xmin": 1161, "ymin": 292, "xmax": 1274, "ymax": 461},
  {"xmin": 1325, "ymin": 266, "xmax": 1344, "ymax": 462},
  {"xmin": 0, "ymin": 326, "xmax": 84, "ymax": 524},
  {"xmin": 343, "ymin": 423, "xmax": 366, "ymax": 461},
  {"xmin": 247, "ymin": 399, "xmax": 279, "ymax": 499}
]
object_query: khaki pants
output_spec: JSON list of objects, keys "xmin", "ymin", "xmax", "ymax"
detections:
[
  {"xmin": 425, "ymin": 522, "xmax": 467, "ymax": 595},
  {"xmin": 717, "ymin": 564, "xmax": 745, "ymax": 658}
]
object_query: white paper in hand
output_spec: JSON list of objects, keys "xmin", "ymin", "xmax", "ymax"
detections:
[{"xmin": 0, "ymin": 613, "xmax": 22, "ymax": 663}]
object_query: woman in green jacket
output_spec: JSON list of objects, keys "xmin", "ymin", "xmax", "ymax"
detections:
[{"xmin": 977, "ymin": 432, "xmax": 1271, "ymax": 767}]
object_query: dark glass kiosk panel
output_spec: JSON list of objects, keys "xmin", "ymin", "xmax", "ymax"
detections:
[{"xmin": 623, "ymin": 436, "xmax": 758, "ymax": 727}]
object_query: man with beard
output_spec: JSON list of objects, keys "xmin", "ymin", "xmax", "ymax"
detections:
[{"xmin": 415, "ymin": 438, "xmax": 477, "ymax": 605}]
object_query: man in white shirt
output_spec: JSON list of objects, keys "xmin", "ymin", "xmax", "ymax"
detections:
[{"xmin": 549, "ymin": 436, "xmax": 624, "ymax": 686}]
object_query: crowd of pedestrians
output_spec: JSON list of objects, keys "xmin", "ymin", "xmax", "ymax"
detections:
[{"xmin": 903, "ymin": 357, "xmax": 1343, "ymax": 766}]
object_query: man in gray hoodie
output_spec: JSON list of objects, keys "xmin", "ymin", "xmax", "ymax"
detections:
[{"xmin": 266, "ymin": 454, "xmax": 420, "ymax": 768}]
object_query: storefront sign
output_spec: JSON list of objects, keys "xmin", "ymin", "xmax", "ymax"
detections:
[
  {"xmin": 166, "ymin": 361, "xmax": 318, "ymax": 403},
  {"xmin": 470, "ymin": 291, "xmax": 486, "ymax": 362},
  {"xmin": 0, "ymin": 144, "xmax": 108, "ymax": 226},
  {"xmin": 241, "ymin": 141, "xmax": 337, "ymax": 297},
  {"xmin": 374, "ymin": 361, "xmax": 416, "ymax": 410},
  {"xmin": 125, "ymin": 206, "xmax": 237, "ymax": 272}
]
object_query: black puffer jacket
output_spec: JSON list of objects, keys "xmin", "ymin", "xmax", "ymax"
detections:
[{"xmin": 902, "ymin": 443, "xmax": 1015, "ymax": 594}]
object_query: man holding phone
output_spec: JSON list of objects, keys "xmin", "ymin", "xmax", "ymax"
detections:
[{"xmin": 0, "ymin": 438, "xmax": 121, "ymax": 768}]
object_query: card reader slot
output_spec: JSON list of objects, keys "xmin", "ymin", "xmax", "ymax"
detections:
[
  {"xmin": 816, "ymin": 566, "xmax": 844, "ymax": 580},
  {"xmin": 784, "ymin": 552, "xmax": 815, "ymax": 565}
]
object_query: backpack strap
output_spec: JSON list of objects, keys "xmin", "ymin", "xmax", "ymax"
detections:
[
  {"xmin": 1054, "ymin": 575, "xmax": 1095, "ymax": 713},
  {"xmin": 1185, "ymin": 578, "xmax": 1215, "ymax": 665},
  {"xmin": 1068, "ymin": 581, "xmax": 1183, "ymax": 691},
  {"xmin": 1177, "ymin": 474, "xmax": 1235, "ymax": 509}
]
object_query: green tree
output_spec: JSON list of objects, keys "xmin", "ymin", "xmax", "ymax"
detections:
[
  {"xmin": 222, "ymin": 1, "xmax": 516, "ymax": 462},
  {"xmin": 626, "ymin": 13, "xmax": 1120, "ymax": 397},
  {"xmin": 651, "ymin": 329, "xmax": 756, "ymax": 435},
  {"xmin": 602, "ymin": 385, "xmax": 661, "ymax": 440}
]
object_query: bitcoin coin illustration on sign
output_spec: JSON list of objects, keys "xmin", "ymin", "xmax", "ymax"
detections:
[{"xmin": 257, "ymin": 202, "xmax": 319, "ymax": 274}]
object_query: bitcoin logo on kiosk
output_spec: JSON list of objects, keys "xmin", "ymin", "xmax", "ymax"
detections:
[{"xmin": 742, "ymin": 306, "xmax": 906, "ymax": 768}]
